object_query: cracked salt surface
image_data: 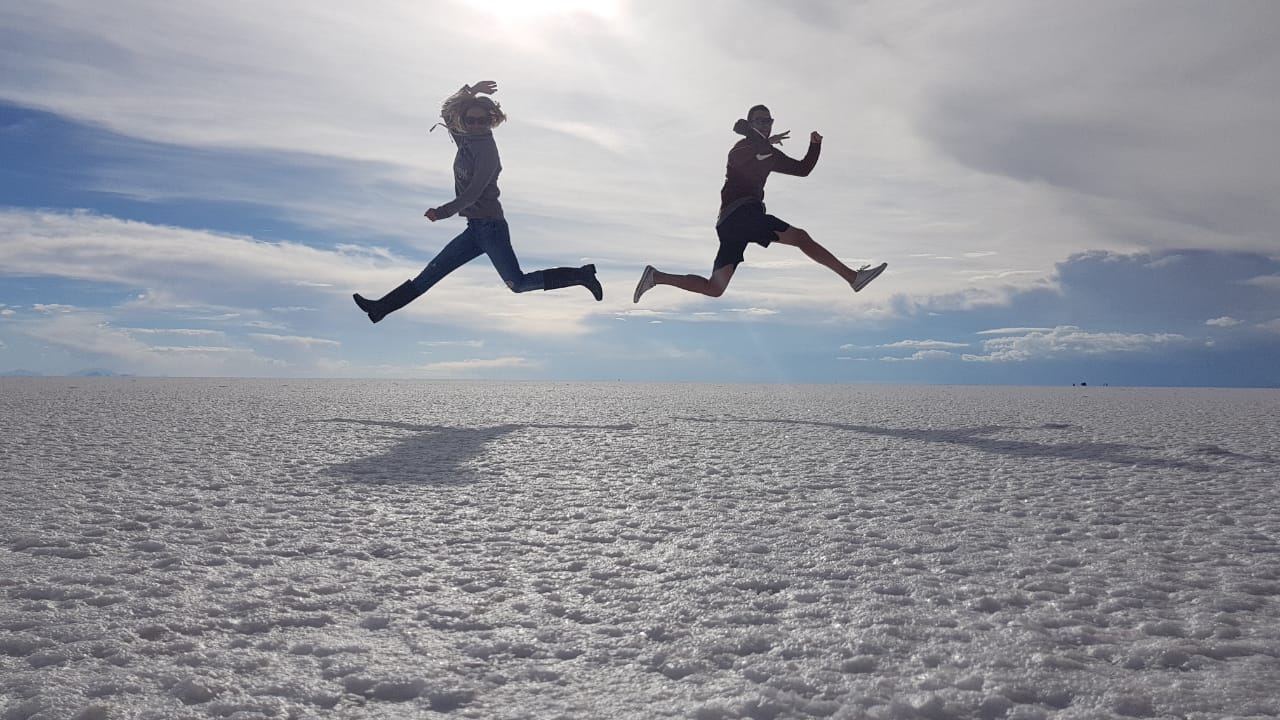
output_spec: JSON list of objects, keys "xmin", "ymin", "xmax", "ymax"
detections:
[{"xmin": 1, "ymin": 379, "xmax": 1278, "ymax": 719}]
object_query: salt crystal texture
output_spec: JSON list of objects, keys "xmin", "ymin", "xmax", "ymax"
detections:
[{"xmin": 1, "ymin": 379, "xmax": 1278, "ymax": 718}]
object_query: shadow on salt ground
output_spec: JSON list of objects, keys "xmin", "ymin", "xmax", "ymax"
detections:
[
  {"xmin": 317, "ymin": 418, "xmax": 637, "ymax": 485},
  {"xmin": 676, "ymin": 416, "xmax": 1247, "ymax": 473}
]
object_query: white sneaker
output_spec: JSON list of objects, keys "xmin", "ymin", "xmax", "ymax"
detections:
[
  {"xmin": 851, "ymin": 262, "xmax": 887, "ymax": 292},
  {"xmin": 633, "ymin": 265, "xmax": 656, "ymax": 303}
]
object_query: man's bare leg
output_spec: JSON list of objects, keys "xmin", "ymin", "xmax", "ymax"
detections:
[
  {"xmin": 652, "ymin": 264, "xmax": 736, "ymax": 298},
  {"xmin": 773, "ymin": 226, "xmax": 858, "ymax": 285},
  {"xmin": 636, "ymin": 263, "xmax": 736, "ymax": 301}
]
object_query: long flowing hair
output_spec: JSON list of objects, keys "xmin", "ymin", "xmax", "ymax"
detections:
[{"xmin": 441, "ymin": 94, "xmax": 507, "ymax": 134}]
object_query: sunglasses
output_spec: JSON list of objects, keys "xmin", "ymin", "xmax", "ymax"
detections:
[
  {"xmin": 463, "ymin": 115, "xmax": 491, "ymax": 126},
  {"xmin": 752, "ymin": 118, "xmax": 774, "ymax": 125}
]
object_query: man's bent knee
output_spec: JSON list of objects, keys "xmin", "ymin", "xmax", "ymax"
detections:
[{"xmin": 707, "ymin": 266, "xmax": 735, "ymax": 297}]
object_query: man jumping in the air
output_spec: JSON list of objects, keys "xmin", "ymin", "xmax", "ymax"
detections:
[{"xmin": 633, "ymin": 104, "xmax": 886, "ymax": 303}]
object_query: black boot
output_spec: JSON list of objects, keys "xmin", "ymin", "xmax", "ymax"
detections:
[
  {"xmin": 352, "ymin": 280, "xmax": 423, "ymax": 323},
  {"xmin": 542, "ymin": 264, "xmax": 603, "ymax": 301}
]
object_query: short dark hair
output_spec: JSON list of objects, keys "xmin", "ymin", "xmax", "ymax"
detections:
[{"xmin": 748, "ymin": 104, "xmax": 770, "ymax": 119}]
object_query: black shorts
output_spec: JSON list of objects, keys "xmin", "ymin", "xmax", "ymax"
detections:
[{"xmin": 714, "ymin": 203, "xmax": 790, "ymax": 270}]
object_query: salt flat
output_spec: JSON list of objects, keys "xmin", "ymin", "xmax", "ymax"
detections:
[{"xmin": 1, "ymin": 379, "xmax": 1278, "ymax": 719}]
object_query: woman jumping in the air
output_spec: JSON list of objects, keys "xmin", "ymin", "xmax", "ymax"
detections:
[
  {"xmin": 354, "ymin": 80, "xmax": 602, "ymax": 323},
  {"xmin": 632, "ymin": 104, "xmax": 886, "ymax": 303}
]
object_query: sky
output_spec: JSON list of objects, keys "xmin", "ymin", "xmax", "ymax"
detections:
[{"xmin": 1, "ymin": 0, "xmax": 1278, "ymax": 386}]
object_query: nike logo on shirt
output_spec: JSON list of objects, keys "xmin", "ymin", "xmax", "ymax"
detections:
[{"xmin": 756, "ymin": 153, "xmax": 773, "ymax": 161}]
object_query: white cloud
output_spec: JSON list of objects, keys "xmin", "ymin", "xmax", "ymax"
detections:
[
  {"xmin": 881, "ymin": 350, "xmax": 955, "ymax": 362},
  {"xmin": 249, "ymin": 333, "xmax": 342, "ymax": 348},
  {"xmin": 243, "ymin": 321, "xmax": 290, "ymax": 331},
  {"xmin": 149, "ymin": 345, "xmax": 244, "ymax": 354},
  {"xmin": 965, "ymin": 269, "xmax": 1046, "ymax": 283},
  {"xmin": 880, "ymin": 339, "xmax": 969, "ymax": 350},
  {"xmin": 0, "ymin": 209, "xmax": 369, "ymax": 295},
  {"xmin": 13, "ymin": 0, "xmax": 1271, "ymax": 315},
  {"xmin": 1206, "ymin": 317, "xmax": 1243, "ymax": 328},
  {"xmin": 1144, "ymin": 255, "xmax": 1188, "ymax": 270},
  {"xmin": 1243, "ymin": 275, "xmax": 1280, "ymax": 291},
  {"xmin": 21, "ymin": 311, "xmax": 288, "ymax": 375},
  {"xmin": 419, "ymin": 340, "xmax": 485, "ymax": 348},
  {"xmin": 977, "ymin": 327, "xmax": 1057, "ymax": 336},
  {"xmin": 34, "ymin": 304, "xmax": 76, "ymax": 314},
  {"xmin": 526, "ymin": 119, "xmax": 631, "ymax": 155},
  {"xmin": 914, "ymin": 3, "xmax": 1280, "ymax": 252},
  {"xmin": 2, "ymin": 2, "xmax": 1278, "ymax": 380},
  {"xmin": 0, "ymin": 209, "xmax": 600, "ymax": 339},
  {"xmin": 962, "ymin": 326, "xmax": 1189, "ymax": 363},
  {"xmin": 126, "ymin": 328, "xmax": 226, "ymax": 338}
]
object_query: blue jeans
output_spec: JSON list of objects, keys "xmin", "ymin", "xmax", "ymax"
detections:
[{"xmin": 412, "ymin": 219, "xmax": 544, "ymax": 294}]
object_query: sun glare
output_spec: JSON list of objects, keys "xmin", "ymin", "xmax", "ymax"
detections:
[{"xmin": 462, "ymin": 0, "xmax": 622, "ymax": 20}]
